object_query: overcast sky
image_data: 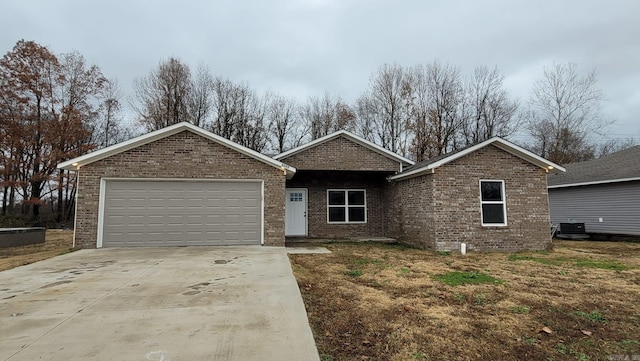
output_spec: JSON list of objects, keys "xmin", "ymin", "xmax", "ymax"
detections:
[{"xmin": 1, "ymin": 0, "xmax": 639, "ymax": 144}]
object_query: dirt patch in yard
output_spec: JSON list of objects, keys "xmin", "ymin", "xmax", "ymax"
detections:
[
  {"xmin": 0, "ymin": 229, "xmax": 74, "ymax": 271},
  {"xmin": 290, "ymin": 240, "xmax": 640, "ymax": 361}
]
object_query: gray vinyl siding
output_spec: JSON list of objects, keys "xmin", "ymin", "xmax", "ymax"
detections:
[{"xmin": 548, "ymin": 180, "xmax": 640, "ymax": 236}]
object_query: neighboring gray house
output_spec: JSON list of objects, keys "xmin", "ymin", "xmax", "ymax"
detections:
[{"xmin": 547, "ymin": 145, "xmax": 640, "ymax": 236}]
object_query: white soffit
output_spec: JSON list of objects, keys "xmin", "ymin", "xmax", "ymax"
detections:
[
  {"xmin": 57, "ymin": 122, "xmax": 296, "ymax": 178},
  {"xmin": 390, "ymin": 137, "xmax": 565, "ymax": 181}
]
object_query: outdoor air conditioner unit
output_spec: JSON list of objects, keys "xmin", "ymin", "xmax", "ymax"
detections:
[{"xmin": 556, "ymin": 222, "xmax": 589, "ymax": 240}]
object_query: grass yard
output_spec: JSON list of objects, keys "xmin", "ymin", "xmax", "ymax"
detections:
[
  {"xmin": 290, "ymin": 241, "xmax": 640, "ymax": 361},
  {"xmin": 0, "ymin": 229, "xmax": 74, "ymax": 271}
]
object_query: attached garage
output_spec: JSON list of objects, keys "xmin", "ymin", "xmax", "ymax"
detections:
[
  {"xmin": 58, "ymin": 122, "xmax": 295, "ymax": 249},
  {"xmin": 100, "ymin": 180, "xmax": 262, "ymax": 247}
]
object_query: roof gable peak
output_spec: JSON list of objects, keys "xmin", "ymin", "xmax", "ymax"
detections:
[
  {"xmin": 390, "ymin": 137, "xmax": 564, "ymax": 181},
  {"xmin": 274, "ymin": 130, "xmax": 414, "ymax": 165},
  {"xmin": 57, "ymin": 122, "xmax": 296, "ymax": 178}
]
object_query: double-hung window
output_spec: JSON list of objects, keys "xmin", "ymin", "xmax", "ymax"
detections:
[
  {"xmin": 480, "ymin": 180, "xmax": 507, "ymax": 226},
  {"xmin": 327, "ymin": 189, "xmax": 366, "ymax": 223}
]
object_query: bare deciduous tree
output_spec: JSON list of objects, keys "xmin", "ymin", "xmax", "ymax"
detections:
[
  {"xmin": 209, "ymin": 77, "xmax": 237, "ymax": 140},
  {"xmin": 188, "ymin": 64, "xmax": 213, "ymax": 127},
  {"xmin": 353, "ymin": 94, "xmax": 377, "ymax": 144},
  {"xmin": 407, "ymin": 61, "xmax": 464, "ymax": 160},
  {"xmin": 461, "ymin": 66, "xmax": 519, "ymax": 146},
  {"xmin": 527, "ymin": 62, "xmax": 609, "ymax": 164},
  {"xmin": 265, "ymin": 92, "xmax": 305, "ymax": 153},
  {"xmin": 209, "ymin": 77, "xmax": 269, "ymax": 152},
  {"xmin": 596, "ymin": 137, "xmax": 637, "ymax": 157},
  {"xmin": 54, "ymin": 51, "xmax": 106, "ymax": 222},
  {"xmin": 354, "ymin": 64, "xmax": 412, "ymax": 155},
  {"xmin": 301, "ymin": 91, "xmax": 355, "ymax": 140},
  {"xmin": 94, "ymin": 79, "xmax": 132, "ymax": 147},
  {"xmin": 132, "ymin": 57, "xmax": 193, "ymax": 131}
]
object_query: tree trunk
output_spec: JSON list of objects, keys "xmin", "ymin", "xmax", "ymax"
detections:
[
  {"xmin": 8, "ymin": 186, "xmax": 15, "ymax": 215},
  {"xmin": 1, "ymin": 186, "xmax": 7, "ymax": 216},
  {"xmin": 65, "ymin": 181, "xmax": 77, "ymax": 222},
  {"xmin": 31, "ymin": 180, "xmax": 42, "ymax": 224}
]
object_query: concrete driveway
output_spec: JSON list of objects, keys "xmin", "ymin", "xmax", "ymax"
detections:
[{"xmin": 0, "ymin": 247, "xmax": 320, "ymax": 361}]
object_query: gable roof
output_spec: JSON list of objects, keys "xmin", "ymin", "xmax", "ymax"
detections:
[
  {"xmin": 390, "ymin": 137, "xmax": 565, "ymax": 181},
  {"xmin": 57, "ymin": 122, "xmax": 297, "ymax": 178},
  {"xmin": 273, "ymin": 130, "xmax": 415, "ymax": 166},
  {"xmin": 547, "ymin": 145, "xmax": 640, "ymax": 189}
]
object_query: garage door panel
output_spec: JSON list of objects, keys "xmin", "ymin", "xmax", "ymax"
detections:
[
  {"xmin": 102, "ymin": 180, "xmax": 262, "ymax": 247},
  {"xmin": 244, "ymin": 214, "xmax": 260, "ymax": 223},
  {"xmin": 243, "ymin": 199, "xmax": 260, "ymax": 207}
]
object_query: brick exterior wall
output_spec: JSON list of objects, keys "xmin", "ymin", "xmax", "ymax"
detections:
[
  {"xmin": 286, "ymin": 171, "xmax": 388, "ymax": 238},
  {"xmin": 389, "ymin": 145, "xmax": 551, "ymax": 252},
  {"xmin": 386, "ymin": 174, "xmax": 436, "ymax": 249},
  {"xmin": 74, "ymin": 130, "xmax": 287, "ymax": 248},
  {"xmin": 280, "ymin": 136, "xmax": 401, "ymax": 171},
  {"xmin": 281, "ymin": 135, "xmax": 402, "ymax": 239}
]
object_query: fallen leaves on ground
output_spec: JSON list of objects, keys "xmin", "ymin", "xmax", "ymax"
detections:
[{"xmin": 291, "ymin": 240, "xmax": 640, "ymax": 361}]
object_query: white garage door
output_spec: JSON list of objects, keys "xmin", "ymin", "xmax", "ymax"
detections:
[{"xmin": 101, "ymin": 180, "xmax": 262, "ymax": 247}]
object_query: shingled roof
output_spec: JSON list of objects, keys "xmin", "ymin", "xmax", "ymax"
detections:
[
  {"xmin": 390, "ymin": 137, "xmax": 564, "ymax": 181},
  {"xmin": 547, "ymin": 145, "xmax": 640, "ymax": 188}
]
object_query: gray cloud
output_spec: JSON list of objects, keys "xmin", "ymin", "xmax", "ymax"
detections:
[{"xmin": 2, "ymin": 0, "xmax": 638, "ymax": 142}]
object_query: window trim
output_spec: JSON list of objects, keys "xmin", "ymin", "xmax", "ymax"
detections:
[
  {"xmin": 326, "ymin": 189, "xmax": 367, "ymax": 224},
  {"xmin": 479, "ymin": 180, "xmax": 507, "ymax": 227}
]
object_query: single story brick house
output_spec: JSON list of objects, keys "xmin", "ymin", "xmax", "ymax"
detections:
[{"xmin": 58, "ymin": 122, "xmax": 564, "ymax": 252}]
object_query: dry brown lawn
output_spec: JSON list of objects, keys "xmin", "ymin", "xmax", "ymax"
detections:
[
  {"xmin": 3, "ymin": 232, "xmax": 638, "ymax": 360},
  {"xmin": 290, "ymin": 241, "xmax": 640, "ymax": 361},
  {"xmin": 0, "ymin": 229, "xmax": 74, "ymax": 271}
]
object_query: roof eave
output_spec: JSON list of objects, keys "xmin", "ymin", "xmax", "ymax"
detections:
[
  {"xmin": 389, "ymin": 165, "xmax": 435, "ymax": 180},
  {"xmin": 548, "ymin": 176, "xmax": 640, "ymax": 189},
  {"xmin": 57, "ymin": 125, "xmax": 186, "ymax": 170},
  {"xmin": 57, "ymin": 122, "xmax": 297, "ymax": 177},
  {"xmin": 389, "ymin": 137, "xmax": 565, "ymax": 181},
  {"xmin": 274, "ymin": 130, "xmax": 415, "ymax": 166},
  {"xmin": 492, "ymin": 141, "xmax": 565, "ymax": 173}
]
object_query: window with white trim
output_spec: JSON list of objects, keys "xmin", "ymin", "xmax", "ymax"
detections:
[
  {"xmin": 480, "ymin": 180, "xmax": 507, "ymax": 226},
  {"xmin": 327, "ymin": 189, "xmax": 366, "ymax": 223}
]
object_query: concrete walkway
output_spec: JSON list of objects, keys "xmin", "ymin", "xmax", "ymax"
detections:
[{"xmin": 0, "ymin": 247, "xmax": 320, "ymax": 361}]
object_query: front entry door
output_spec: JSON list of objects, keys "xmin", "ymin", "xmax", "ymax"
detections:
[{"xmin": 285, "ymin": 188, "xmax": 307, "ymax": 236}]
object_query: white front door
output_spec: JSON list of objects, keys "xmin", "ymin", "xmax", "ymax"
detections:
[{"xmin": 285, "ymin": 188, "xmax": 307, "ymax": 236}]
